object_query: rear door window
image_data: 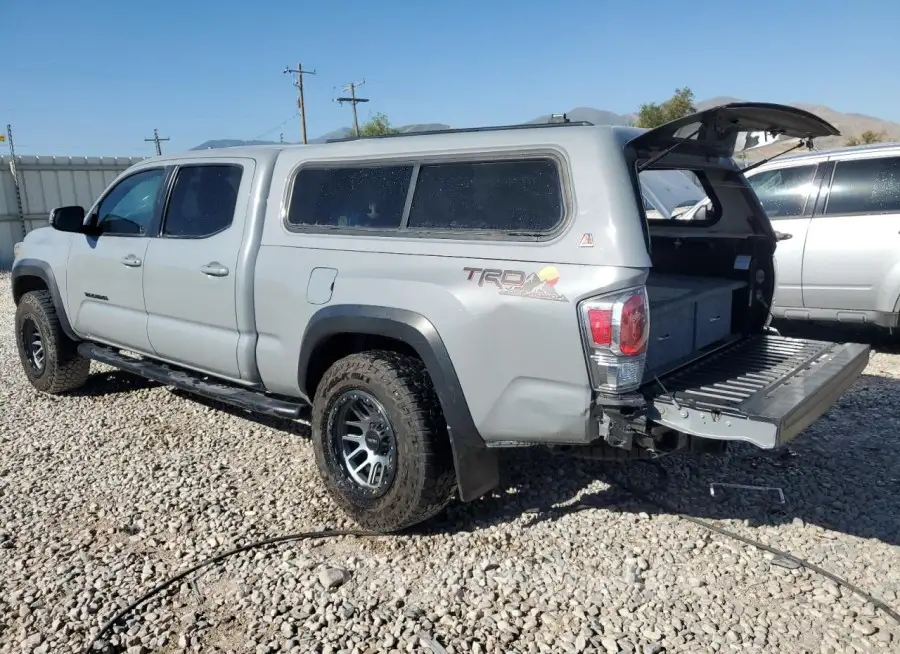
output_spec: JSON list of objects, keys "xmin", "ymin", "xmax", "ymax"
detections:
[
  {"xmin": 824, "ymin": 156, "xmax": 900, "ymax": 216},
  {"xmin": 746, "ymin": 164, "xmax": 817, "ymax": 219},
  {"xmin": 162, "ymin": 164, "xmax": 243, "ymax": 238}
]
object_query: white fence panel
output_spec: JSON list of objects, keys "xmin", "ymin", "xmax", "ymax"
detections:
[{"xmin": 0, "ymin": 155, "xmax": 143, "ymax": 268}]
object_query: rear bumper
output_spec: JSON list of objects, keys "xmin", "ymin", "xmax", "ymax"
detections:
[{"xmin": 643, "ymin": 335, "xmax": 871, "ymax": 449}]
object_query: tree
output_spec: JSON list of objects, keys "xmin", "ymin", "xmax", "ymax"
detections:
[
  {"xmin": 845, "ymin": 130, "xmax": 887, "ymax": 146},
  {"xmin": 633, "ymin": 87, "xmax": 697, "ymax": 129},
  {"xmin": 356, "ymin": 112, "xmax": 401, "ymax": 137}
]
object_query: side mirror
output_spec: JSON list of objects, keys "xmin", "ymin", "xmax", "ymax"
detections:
[{"xmin": 49, "ymin": 206, "xmax": 87, "ymax": 233}]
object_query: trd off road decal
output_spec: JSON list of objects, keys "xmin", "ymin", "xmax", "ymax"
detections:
[{"xmin": 462, "ymin": 265, "xmax": 568, "ymax": 302}]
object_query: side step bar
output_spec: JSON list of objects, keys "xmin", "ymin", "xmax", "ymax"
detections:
[{"xmin": 78, "ymin": 343, "xmax": 307, "ymax": 420}]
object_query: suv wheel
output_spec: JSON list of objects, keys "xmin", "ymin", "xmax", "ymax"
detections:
[
  {"xmin": 311, "ymin": 350, "xmax": 456, "ymax": 532},
  {"xmin": 15, "ymin": 290, "xmax": 91, "ymax": 394}
]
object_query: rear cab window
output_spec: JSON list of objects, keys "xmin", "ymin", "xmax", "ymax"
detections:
[{"xmin": 285, "ymin": 155, "xmax": 566, "ymax": 238}]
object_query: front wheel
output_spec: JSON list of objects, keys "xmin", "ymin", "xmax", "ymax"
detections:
[
  {"xmin": 15, "ymin": 290, "xmax": 90, "ymax": 394},
  {"xmin": 311, "ymin": 350, "xmax": 456, "ymax": 532}
]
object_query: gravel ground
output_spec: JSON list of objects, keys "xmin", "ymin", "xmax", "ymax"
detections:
[{"xmin": 1, "ymin": 269, "xmax": 899, "ymax": 654}]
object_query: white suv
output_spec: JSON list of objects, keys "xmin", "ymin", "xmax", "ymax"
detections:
[{"xmin": 745, "ymin": 143, "xmax": 900, "ymax": 331}]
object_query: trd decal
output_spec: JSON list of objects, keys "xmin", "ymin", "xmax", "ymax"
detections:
[
  {"xmin": 84, "ymin": 292, "xmax": 109, "ymax": 301},
  {"xmin": 463, "ymin": 266, "xmax": 568, "ymax": 302}
]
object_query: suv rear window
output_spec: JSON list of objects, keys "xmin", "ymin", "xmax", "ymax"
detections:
[{"xmin": 824, "ymin": 156, "xmax": 900, "ymax": 216}]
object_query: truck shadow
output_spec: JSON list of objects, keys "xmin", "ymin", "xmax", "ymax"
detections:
[
  {"xmin": 70, "ymin": 369, "xmax": 162, "ymax": 396},
  {"xmin": 167, "ymin": 389, "xmax": 313, "ymax": 439},
  {"xmin": 426, "ymin": 375, "xmax": 899, "ymax": 548}
]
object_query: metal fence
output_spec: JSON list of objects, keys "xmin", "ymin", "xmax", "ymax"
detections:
[{"xmin": 0, "ymin": 155, "xmax": 143, "ymax": 269}]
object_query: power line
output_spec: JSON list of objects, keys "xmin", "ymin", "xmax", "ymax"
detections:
[
  {"xmin": 283, "ymin": 62, "xmax": 316, "ymax": 145},
  {"xmin": 249, "ymin": 112, "xmax": 299, "ymax": 143},
  {"xmin": 335, "ymin": 80, "xmax": 369, "ymax": 137},
  {"xmin": 144, "ymin": 128, "xmax": 169, "ymax": 156}
]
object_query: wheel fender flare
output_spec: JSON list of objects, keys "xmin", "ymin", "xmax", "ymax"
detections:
[
  {"xmin": 298, "ymin": 304, "xmax": 499, "ymax": 502},
  {"xmin": 10, "ymin": 258, "xmax": 78, "ymax": 341}
]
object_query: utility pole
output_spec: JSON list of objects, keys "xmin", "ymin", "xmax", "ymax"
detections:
[
  {"xmin": 144, "ymin": 128, "xmax": 169, "ymax": 156},
  {"xmin": 335, "ymin": 80, "xmax": 369, "ymax": 136},
  {"xmin": 283, "ymin": 62, "xmax": 316, "ymax": 144}
]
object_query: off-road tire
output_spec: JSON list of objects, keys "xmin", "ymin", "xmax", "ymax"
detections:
[
  {"xmin": 311, "ymin": 350, "xmax": 456, "ymax": 533},
  {"xmin": 15, "ymin": 290, "xmax": 90, "ymax": 394}
]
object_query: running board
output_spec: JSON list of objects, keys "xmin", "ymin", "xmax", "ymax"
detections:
[{"xmin": 78, "ymin": 343, "xmax": 307, "ymax": 420}]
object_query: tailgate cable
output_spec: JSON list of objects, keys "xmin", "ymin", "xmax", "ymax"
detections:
[{"xmin": 78, "ymin": 464, "xmax": 900, "ymax": 654}]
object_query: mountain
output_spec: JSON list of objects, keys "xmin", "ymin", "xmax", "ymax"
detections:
[{"xmin": 192, "ymin": 99, "xmax": 900, "ymax": 153}]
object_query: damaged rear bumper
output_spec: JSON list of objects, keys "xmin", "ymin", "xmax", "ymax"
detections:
[{"xmin": 642, "ymin": 335, "xmax": 871, "ymax": 449}]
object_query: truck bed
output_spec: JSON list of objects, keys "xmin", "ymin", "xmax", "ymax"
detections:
[{"xmin": 644, "ymin": 273, "xmax": 749, "ymax": 379}]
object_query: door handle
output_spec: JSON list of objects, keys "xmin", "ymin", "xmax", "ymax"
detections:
[
  {"xmin": 121, "ymin": 255, "xmax": 142, "ymax": 267},
  {"xmin": 201, "ymin": 262, "xmax": 229, "ymax": 277}
]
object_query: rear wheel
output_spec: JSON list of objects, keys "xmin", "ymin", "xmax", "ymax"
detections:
[
  {"xmin": 311, "ymin": 350, "xmax": 456, "ymax": 532},
  {"xmin": 15, "ymin": 291, "xmax": 90, "ymax": 394}
]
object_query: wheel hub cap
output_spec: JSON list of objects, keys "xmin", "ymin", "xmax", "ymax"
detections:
[
  {"xmin": 328, "ymin": 390, "xmax": 397, "ymax": 496},
  {"xmin": 21, "ymin": 318, "xmax": 45, "ymax": 373}
]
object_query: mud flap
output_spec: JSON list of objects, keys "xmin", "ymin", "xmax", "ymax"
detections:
[{"xmin": 644, "ymin": 334, "xmax": 871, "ymax": 448}]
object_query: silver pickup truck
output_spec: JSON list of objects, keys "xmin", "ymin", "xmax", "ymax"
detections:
[{"xmin": 10, "ymin": 102, "xmax": 870, "ymax": 532}]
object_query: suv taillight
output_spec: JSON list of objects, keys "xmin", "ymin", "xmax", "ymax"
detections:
[{"xmin": 578, "ymin": 286, "xmax": 649, "ymax": 393}]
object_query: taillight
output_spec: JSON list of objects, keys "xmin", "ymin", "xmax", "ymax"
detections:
[
  {"xmin": 587, "ymin": 308, "xmax": 613, "ymax": 346},
  {"xmin": 619, "ymin": 293, "xmax": 649, "ymax": 356},
  {"xmin": 578, "ymin": 286, "xmax": 649, "ymax": 394}
]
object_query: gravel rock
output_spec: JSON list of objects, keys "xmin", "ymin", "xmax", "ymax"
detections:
[
  {"xmin": 1, "ymin": 271, "xmax": 899, "ymax": 653},
  {"xmin": 318, "ymin": 567, "xmax": 349, "ymax": 589}
]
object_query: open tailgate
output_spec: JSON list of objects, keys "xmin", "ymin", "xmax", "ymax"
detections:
[{"xmin": 643, "ymin": 334, "xmax": 870, "ymax": 448}]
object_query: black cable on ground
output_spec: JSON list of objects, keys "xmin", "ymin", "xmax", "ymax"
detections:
[
  {"xmin": 612, "ymin": 461, "xmax": 900, "ymax": 626},
  {"xmin": 79, "ymin": 528, "xmax": 378, "ymax": 654},
  {"xmin": 80, "ymin": 463, "xmax": 900, "ymax": 653}
]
